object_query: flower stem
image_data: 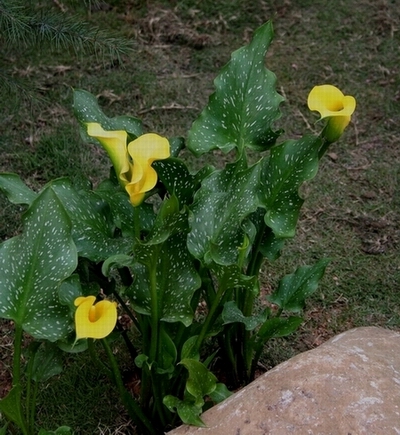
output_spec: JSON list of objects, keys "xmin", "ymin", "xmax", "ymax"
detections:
[
  {"xmin": 194, "ymin": 279, "xmax": 227, "ymax": 354},
  {"xmin": 149, "ymin": 263, "xmax": 159, "ymax": 363},
  {"xmin": 101, "ymin": 338, "xmax": 156, "ymax": 435},
  {"xmin": 133, "ymin": 205, "xmax": 141, "ymax": 240},
  {"xmin": 11, "ymin": 324, "xmax": 29, "ymax": 435}
]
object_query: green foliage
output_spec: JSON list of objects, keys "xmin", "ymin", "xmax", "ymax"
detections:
[
  {"xmin": 0, "ymin": 184, "xmax": 77, "ymax": 341},
  {"xmin": 0, "ymin": 0, "xmax": 134, "ymax": 101},
  {"xmin": 0, "ymin": 19, "xmax": 345, "ymax": 435},
  {"xmin": 187, "ymin": 21, "xmax": 283, "ymax": 155}
]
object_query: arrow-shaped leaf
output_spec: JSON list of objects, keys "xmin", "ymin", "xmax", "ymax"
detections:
[
  {"xmin": 268, "ymin": 259, "xmax": 330, "ymax": 312},
  {"xmin": 261, "ymin": 135, "xmax": 322, "ymax": 238},
  {"xmin": 50, "ymin": 179, "xmax": 133, "ymax": 262},
  {"xmin": 127, "ymin": 233, "xmax": 201, "ymax": 326},
  {"xmin": 187, "ymin": 21, "xmax": 283, "ymax": 155},
  {"xmin": 187, "ymin": 158, "xmax": 261, "ymax": 265},
  {"xmin": 0, "ymin": 187, "xmax": 77, "ymax": 340}
]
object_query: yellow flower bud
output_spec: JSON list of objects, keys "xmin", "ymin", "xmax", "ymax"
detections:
[
  {"xmin": 74, "ymin": 296, "xmax": 117, "ymax": 340},
  {"xmin": 307, "ymin": 85, "xmax": 356, "ymax": 142}
]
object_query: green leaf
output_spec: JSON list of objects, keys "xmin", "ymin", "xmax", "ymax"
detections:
[
  {"xmin": 187, "ymin": 21, "xmax": 283, "ymax": 156},
  {"xmin": 180, "ymin": 359, "xmax": 217, "ymax": 407},
  {"xmin": 134, "ymin": 354, "xmax": 149, "ymax": 369},
  {"xmin": 96, "ymin": 179, "xmax": 155, "ymax": 236},
  {"xmin": 127, "ymin": 233, "xmax": 201, "ymax": 326},
  {"xmin": 208, "ymin": 383, "xmax": 232, "ymax": 404},
  {"xmin": 153, "ymin": 158, "xmax": 198, "ymax": 206},
  {"xmin": 0, "ymin": 422, "xmax": 8, "ymax": 435},
  {"xmin": 181, "ymin": 335, "xmax": 200, "ymax": 360},
  {"xmin": 222, "ymin": 301, "xmax": 268, "ymax": 331},
  {"xmin": 0, "ymin": 385, "xmax": 25, "ymax": 430},
  {"xmin": 102, "ymin": 254, "xmax": 134, "ymax": 278},
  {"xmin": 0, "ymin": 187, "xmax": 77, "ymax": 340},
  {"xmin": 73, "ymin": 89, "xmax": 142, "ymax": 139},
  {"xmin": 187, "ymin": 158, "xmax": 261, "ymax": 265},
  {"xmin": 0, "ymin": 173, "xmax": 37, "ymax": 205},
  {"xmin": 268, "ymin": 259, "xmax": 330, "ymax": 312},
  {"xmin": 58, "ymin": 274, "xmax": 82, "ymax": 311},
  {"xmin": 211, "ymin": 263, "xmax": 259, "ymax": 295},
  {"xmin": 168, "ymin": 137, "xmax": 185, "ymax": 157},
  {"xmin": 156, "ymin": 328, "xmax": 177, "ymax": 374},
  {"xmin": 257, "ymin": 316, "xmax": 303, "ymax": 341},
  {"xmin": 261, "ymin": 135, "xmax": 322, "ymax": 238},
  {"xmin": 50, "ymin": 179, "xmax": 133, "ymax": 262},
  {"xmin": 31, "ymin": 342, "xmax": 63, "ymax": 382},
  {"xmin": 144, "ymin": 195, "xmax": 188, "ymax": 245},
  {"xmin": 163, "ymin": 395, "xmax": 205, "ymax": 427}
]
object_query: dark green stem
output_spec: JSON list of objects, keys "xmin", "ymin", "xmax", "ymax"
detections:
[
  {"xmin": 101, "ymin": 339, "xmax": 156, "ymax": 435},
  {"xmin": 11, "ymin": 324, "xmax": 29, "ymax": 435},
  {"xmin": 28, "ymin": 382, "xmax": 39, "ymax": 435},
  {"xmin": 87, "ymin": 339, "xmax": 112, "ymax": 378},
  {"xmin": 194, "ymin": 279, "xmax": 227, "ymax": 354},
  {"xmin": 149, "ymin": 263, "xmax": 159, "ymax": 363},
  {"xmin": 25, "ymin": 342, "xmax": 41, "ymax": 435}
]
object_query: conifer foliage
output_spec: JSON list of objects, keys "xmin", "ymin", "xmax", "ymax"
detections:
[{"xmin": 0, "ymin": 0, "xmax": 133, "ymax": 100}]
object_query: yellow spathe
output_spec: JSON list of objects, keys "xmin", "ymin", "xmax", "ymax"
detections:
[
  {"xmin": 86, "ymin": 123, "xmax": 170, "ymax": 206},
  {"xmin": 74, "ymin": 295, "xmax": 117, "ymax": 340},
  {"xmin": 307, "ymin": 85, "xmax": 356, "ymax": 142}
]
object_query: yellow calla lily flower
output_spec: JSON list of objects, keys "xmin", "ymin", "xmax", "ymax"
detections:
[
  {"xmin": 74, "ymin": 295, "xmax": 117, "ymax": 340},
  {"xmin": 307, "ymin": 85, "xmax": 356, "ymax": 142},
  {"xmin": 86, "ymin": 123, "xmax": 170, "ymax": 206}
]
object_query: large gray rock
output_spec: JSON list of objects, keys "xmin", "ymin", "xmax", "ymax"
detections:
[{"xmin": 167, "ymin": 327, "xmax": 400, "ymax": 435}]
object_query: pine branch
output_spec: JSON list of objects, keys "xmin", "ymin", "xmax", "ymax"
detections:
[
  {"xmin": 27, "ymin": 10, "xmax": 135, "ymax": 61},
  {"xmin": 0, "ymin": 0, "xmax": 31, "ymax": 45}
]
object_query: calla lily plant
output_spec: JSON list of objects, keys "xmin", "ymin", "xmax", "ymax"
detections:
[{"xmin": 0, "ymin": 20, "xmax": 356, "ymax": 435}]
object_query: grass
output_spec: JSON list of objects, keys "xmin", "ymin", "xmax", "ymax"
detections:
[{"xmin": 0, "ymin": 0, "xmax": 399, "ymax": 433}]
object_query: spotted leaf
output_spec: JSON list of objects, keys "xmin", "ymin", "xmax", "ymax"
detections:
[
  {"xmin": 261, "ymin": 135, "xmax": 323, "ymax": 238},
  {"xmin": 187, "ymin": 21, "xmax": 283, "ymax": 156},
  {"xmin": 187, "ymin": 158, "xmax": 261, "ymax": 266},
  {"xmin": 127, "ymin": 233, "xmax": 201, "ymax": 326},
  {"xmin": 0, "ymin": 187, "xmax": 77, "ymax": 341},
  {"xmin": 50, "ymin": 179, "xmax": 133, "ymax": 261},
  {"xmin": 153, "ymin": 158, "xmax": 203, "ymax": 206},
  {"xmin": 96, "ymin": 178, "xmax": 156, "ymax": 236},
  {"xmin": 73, "ymin": 89, "xmax": 142, "ymax": 140}
]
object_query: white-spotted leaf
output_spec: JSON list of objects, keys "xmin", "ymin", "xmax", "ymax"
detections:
[
  {"xmin": 257, "ymin": 316, "xmax": 303, "ymax": 342},
  {"xmin": 187, "ymin": 21, "xmax": 284, "ymax": 155},
  {"xmin": 73, "ymin": 89, "xmax": 142, "ymax": 139},
  {"xmin": 187, "ymin": 158, "xmax": 261, "ymax": 265},
  {"xmin": 127, "ymin": 233, "xmax": 201, "ymax": 326},
  {"xmin": 163, "ymin": 395, "xmax": 205, "ymax": 427},
  {"xmin": 0, "ymin": 187, "xmax": 77, "ymax": 341},
  {"xmin": 96, "ymin": 178, "xmax": 156, "ymax": 236},
  {"xmin": 50, "ymin": 179, "xmax": 133, "ymax": 261},
  {"xmin": 261, "ymin": 135, "xmax": 322, "ymax": 238}
]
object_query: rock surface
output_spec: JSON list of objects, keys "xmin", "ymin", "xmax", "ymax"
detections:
[{"xmin": 167, "ymin": 327, "xmax": 400, "ymax": 435}]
